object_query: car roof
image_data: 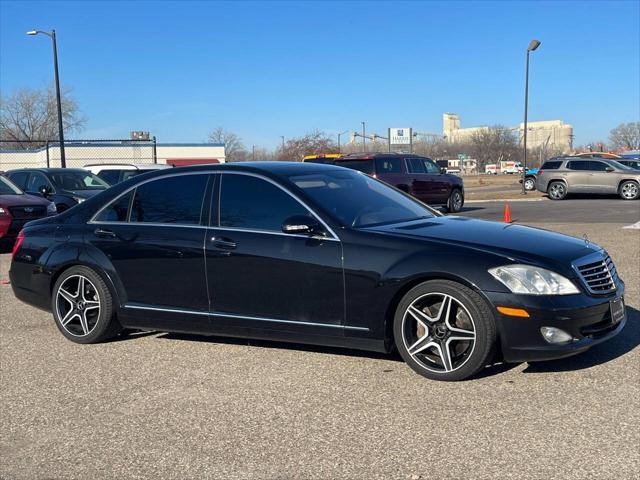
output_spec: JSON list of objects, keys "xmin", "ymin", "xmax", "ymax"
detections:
[
  {"xmin": 83, "ymin": 163, "xmax": 172, "ymax": 170},
  {"xmin": 7, "ymin": 168, "xmax": 92, "ymax": 174},
  {"xmin": 336, "ymin": 152, "xmax": 425, "ymax": 160}
]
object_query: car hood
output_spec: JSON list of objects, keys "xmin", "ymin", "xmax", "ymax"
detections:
[
  {"xmin": 0, "ymin": 193, "xmax": 52, "ymax": 207},
  {"xmin": 366, "ymin": 216, "xmax": 600, "ymax": 271}
]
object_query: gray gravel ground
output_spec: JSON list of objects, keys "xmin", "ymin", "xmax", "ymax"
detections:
[{"xmin": 1, "ymin": 222, "xmax": 638, "ymax": 480}]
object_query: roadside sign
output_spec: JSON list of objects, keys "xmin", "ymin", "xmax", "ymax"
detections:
[
  {"xmin": 458, "ymin": 154, "xmax": 466, "ymax": 160},
  {"xmin": 389, "ymin": 128, "xmax": 412, "ymax": 145}
]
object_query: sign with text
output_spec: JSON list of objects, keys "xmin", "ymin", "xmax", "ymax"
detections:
[{"xmin": 389, "ymin": 128, "xmax": 412, "ymax": 145}]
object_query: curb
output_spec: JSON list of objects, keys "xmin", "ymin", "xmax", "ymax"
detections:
[{"xmin": 465, "ymin": 198, "xmax": 546, "ymax": 204}]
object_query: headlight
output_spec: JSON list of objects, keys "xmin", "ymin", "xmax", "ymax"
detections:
[
  {"xmin": 489, "ymin": 265, "xmax": 580, "ymax": 295},
  {"xmin": 72, "ymin": 196, "xmax": 85, "ymax": 204},
  {"xmin": 47, "ymin": 202, "xmax": 57, "ymax": 214}
]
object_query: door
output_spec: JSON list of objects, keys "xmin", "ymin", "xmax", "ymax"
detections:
[
  {"xmin": 565, "ymin": 160, "xmax": 591, "ymax": 191},
  {"xmin": 206, "ymin": 172, "xmax": 344, "ymax": 332},
  {"xmin": 588, "ymin": 160, "xmax": 617, "ymax": 193},
  {"xmin": 422, "ymin": 157, "xmax": 450, "ymax": 203},
  {"xmin": 87, "ymin": 172, "xmax": 212, "ymax": 319},
  {"xmin": 404, "ymin": 157, "xmax": 433, "ymax": 202}
]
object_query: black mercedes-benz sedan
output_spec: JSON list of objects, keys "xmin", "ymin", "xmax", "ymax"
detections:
[{"xmin": 9, "ymin": 162, "xmax": 626, "ymax": 381}]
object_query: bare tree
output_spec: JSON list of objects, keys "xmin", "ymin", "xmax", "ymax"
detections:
[
  {"xmin": 468, "ymin": 126, "xmax": 519, "ymax": 169},
  {"xmin": 0, "ymin": 85, "xmax": 85, "ymax": 146},
  {"xmin": 609, "ymin": 122, "xmax": 640, "ymax": 150},
  {"xmin": 277, "ymin": 130, "xmax": 337, "ymax": 161},
  {"xmin": 208, "ymin": 127, "xmax": 247, "ymax": 162}
]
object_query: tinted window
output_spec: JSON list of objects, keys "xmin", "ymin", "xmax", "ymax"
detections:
[
  {"xmin": 49, "ymin": 171, "xmax": 109, "ymax": 190},
  {"xmin": 589, "ymin": 161, "xmax": 609, "ymax": 172},
  {"xmin": 95, "ymin": 191, "xmax": 133, "ymax": 222},
  {"xmin": 335, "ymin": 159, "xmax": 374, "ymax": 175},
  {"xmin": 375, "ymin": 158, "xmax": 401, "ymax": 173},
  {"xmin": 422, "ymin": 158, "xmax": 440, "ymax": 174},
  {"xmin": 540, "ymin": 161, "xmax": 562, "ymax": 170},
  {"xmin": 8, "ymin": 172, "xmax": 28, "ymax": 189},
  {"xmin": 26, "ymin": 172, "xmax": 53, "ymax": 192},
  {"xmin": 219, "ymin": 174, "xmax": 309, "ymax": 231},
  {"xmin": 0, "ymin": 175, "xmax": 23, "ymax": 195},
  {"xmin": 567, "ymin": 161, "xmax": 590, "ymax": 171},
  {"xmin": 98, "ymin": 170, "xmax": 122, "ymax": 185},
  {"xmin": 289, "ymin": 170, "xmax": 435, "ymax": 228},
  {"xmin": 406, "ymin": 158, "xmax": 426, "ymax": 174},
  {"xmin": 130, "ymin": 174, "xmax": 208, "ymax": 225}
]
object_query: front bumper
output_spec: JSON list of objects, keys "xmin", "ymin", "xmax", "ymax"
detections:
[{"xmin": 485, "ymin": 281, "xmax": 626, "ymax": 363}]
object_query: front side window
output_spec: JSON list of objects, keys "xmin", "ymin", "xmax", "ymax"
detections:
[
  {"xmin": 219, "ymin": 174, "xmax": 310, "ymax": 231},
  {"xmin": 130, "ymin": 174, "xmax": 208, "ymax": 225},
  {"xmin": 375, "ymin": 158, "xmax": 401, "ymax": 173},
  {"xmin": 567, "ymin": 161, "xmax": 590, "ymax": 171},
  {"xmin": 422, "ymin": 158, "xmax": 441, "ymax": 174},
  {"xmin": 289, "ymin": 170, "xmax": 436, "ymax": 228},
  {"xmin": 589, "ymin": 161, "xmax": 609, "ymax": 172},
  {"xmin": 405, "ymin": 158, "xmax": 426, "ymax": 174}
]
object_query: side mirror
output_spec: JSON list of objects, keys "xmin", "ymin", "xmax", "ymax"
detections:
[
  {"xmin": 282, "ymin": 215, "xmax": 321, "ymax": 236},
  {"xmin": 605, "ymin": 167, "xmax": 615, "ymax": 172},
  {"xmin": 440, "ymin": 167, "xmax": 447, "ymax": 174},
  {"xmin": 38, "ymin": 185, "xmax": 52, "ymax": 196}
]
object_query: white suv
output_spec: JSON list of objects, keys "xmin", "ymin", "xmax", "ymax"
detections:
[{"xmin": 83, "ymin": 163, "xmax": 172, "ymax": 185}]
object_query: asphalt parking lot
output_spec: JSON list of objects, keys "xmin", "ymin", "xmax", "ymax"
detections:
[{"xmin": 1, "ymin": 200, "xmax": 639, "ymax": 479}]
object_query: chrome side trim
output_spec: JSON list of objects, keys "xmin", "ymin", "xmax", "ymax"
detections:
[
  {"xmin": 123, "ymin": 303, "xmax": 369, "ymax": 331},
  {"xmin": 211, "ymin": 226, "xmax": 339, "ymax": 241}
]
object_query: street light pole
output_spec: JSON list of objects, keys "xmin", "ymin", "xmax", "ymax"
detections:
[
  {"xmin": 280, "ymin": 136, "xmax": 285, "ymax": 150},
  {"xmin": 337, "ymin": 130, "xmax": 348, "ymax": 153},
  {"xmin": 27, "ymin": 29, "xmax": 66, "ymax": 167},
  {"xmin": 522, "ymin": 38, "xmax": 541, "ymax": 194},
  {"xmin": 361, "ymin": 122, "xmax": 366, "ymax": 152}
]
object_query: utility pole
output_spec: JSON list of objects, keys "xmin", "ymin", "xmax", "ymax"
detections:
[{"xmin": 361, "ymin": 122, "xmax": 366, "ymax": 152}]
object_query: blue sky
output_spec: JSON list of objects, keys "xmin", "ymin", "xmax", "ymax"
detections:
[{"xmin": 1, "ymin": 0, "xmax": 639, "ymax": 148}]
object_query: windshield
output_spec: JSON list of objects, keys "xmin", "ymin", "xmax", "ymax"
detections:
[
  {"xmin": 607, "ymin": 160, "xmax": 635, "ymax": 171},
  {"xmin": 49, "ymin": 171, "xmax": 109, "ymax": 191},
  {"xmin": 288, "ymin": 170, "xmax": 437, "ymax": 228},
  {"xmin": 0, "ymin": 175, "xmax": 24, "ymax": 195}
]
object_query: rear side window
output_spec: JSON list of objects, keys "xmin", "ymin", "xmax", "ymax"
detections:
[
  {"xmin": 130, "ymin": 174, "xmax": 208, "ymax": 225},
  {"xmin": 405, "ymin": 158, "xmax": 426, "ymax": 173},
  {"xmin": 8, "ymin": 172, "xmax": 28, "ymax": 189},
  {"xmin": 95, "ymin": 191, "xmax": 134, "ymax": 222},
  {"xmin": 98, "ymin": 170, "xmax": 122, "ymax": 185},
  {"xmin": 567, "ymin": 161, "xmax": 590, "ymax": 171},
  {"xmin": 219, "ymin": 174, "xmax": 309, "ymax": 231},
  {"xmin": 375, "ymin": 158, "xmax": 401, "ymax": 173},
  {"xmin": 335, "ymin": 159, "xmax": 374, "ymax": 175},
  {"xmin": 540, "ymin": 161, "xmax": 562, "ymax": 170}
]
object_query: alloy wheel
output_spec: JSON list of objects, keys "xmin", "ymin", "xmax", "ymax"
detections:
[
  {"xmin": 452, "ymin": 191, "xmax": 463, "ymax": 211},
  {"xmin": 401, "ymin": 293, "xmax": 476, "ymax": 373},
  {"xmin": 549, "ymin": 183, "xmax": 565, "ymax": 199},
  {"xmin": 524, "ymin": 178, "xmax": 535, "ymax": 191},
  {"xmin": 55, "ymin": 275, "xmax": 101, "ymax": 337},
  {"xmin": 621, "ymin": 182, "xmax": 638, "ymax": 199}
]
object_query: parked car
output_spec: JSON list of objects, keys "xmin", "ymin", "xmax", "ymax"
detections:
[
  {"xmin": 5, "ymin": 168, "xmax": 110, "ymax": 213},
  {"xmin": 84, "ymin": 163, "xmax": 173, "ymax": 185},
  {"xmin": 302, "ymin": 154, "xmax": 342, "ymax": 164},
  {"xmin": 520, "ymin": 167, "xmax": 539, "ymax": 191},
  {"xmin": 535, "ymin": 158, "xmax": 640, "ymax": 200},
  {"xmin": 9, "ymin": 162, "xmax": 626, "ymax": 381},
  {"xmin": 0, "ymin": 174, "xmax": 56, "ymax": 250},
  {"xmin": 333, "ymin": 153, "xmax": 465, "ymax": 213}
]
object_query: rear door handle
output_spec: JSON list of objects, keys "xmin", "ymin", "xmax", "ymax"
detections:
[
  {"xmin": 212, "ymin": 236, "xmax": 237, "ymax": 249},
  {"xmin": 94, "ymin": 228, "xmax": 117, "ymax": 238}
]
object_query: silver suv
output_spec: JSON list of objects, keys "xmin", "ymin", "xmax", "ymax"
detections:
[{"xmin": 535, "ymin": 158, "xmax": 640, "ymax": 200}]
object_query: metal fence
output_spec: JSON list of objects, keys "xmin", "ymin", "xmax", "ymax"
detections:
[{"xmin": 0, "ymin": 138, "xmax": 157, "ymax": 170}]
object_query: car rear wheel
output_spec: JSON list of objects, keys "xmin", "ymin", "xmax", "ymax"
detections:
[
  {"xmin": 52, "ymin": 266, "xmax": 121, "ymax": 344},
  {"xmin": 446, "ymin": 189, "xmax": 464, "ymax": 213},
  {"xmin": 393, "ymin": 280, "xmax": 496, "ymax": 381},
  {"xmin": 619, "ymin": 181, "xmax": 639, "ymax": 200},
  {"xmin": 547, "ymin": 181, "xmax": 567, "ymax": 200},
  {"xmin": 524, "ymin": 177, "xmax": 536, "ymax": 191}
]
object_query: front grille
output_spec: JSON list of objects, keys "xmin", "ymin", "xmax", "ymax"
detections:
[
  {"xmin": 8, "ymin": 206, "xmax": 47, "ymax": 219},
  {"xmin": 574, "ymin": 253, "xmax": 618, "ymax": 294}
]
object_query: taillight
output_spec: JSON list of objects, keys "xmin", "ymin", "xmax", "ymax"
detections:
[{"xmin": 12, "ymin": 230, "xmax": 25, "ymax": 259}]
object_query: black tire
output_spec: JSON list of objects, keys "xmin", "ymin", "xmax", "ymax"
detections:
[
  {"xmin": 393, "ymin": 280, "xmax": 497, "ymax": 381},
  {"xmin": 523, "ymin": 177, "xmax": 536, "ymax": 191},
  {"xmin": 51, "ymin": 265, "xmax": 121, "ymax": 344},
  {"xmin": 446, "ymin": 189, "xmax": 464, "ymax": 213},
  {"xmin": 547, "ymin": 181, "xmax": 567, "ymax": 200},
  {"xmin": 619, "ymin": 180, "xmax": 639, "ymax": 200}
]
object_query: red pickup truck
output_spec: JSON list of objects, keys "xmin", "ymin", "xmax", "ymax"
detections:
[{"xmin": 333, "ymin": 153, "xmax": 465, "ymax": 212}]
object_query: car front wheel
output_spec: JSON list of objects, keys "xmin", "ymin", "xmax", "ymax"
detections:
[
  {"xmin": 619, "ymin": 180, "xmax": 639, "ymax": 200},
  {"xmin": 446, "ymin": 189, "xmax": 464, "ymax": 213},
  {"xmin": 547, "ymin": 181, "xmax": 567, "ymax": 200},
  {"xmin": 393, "ymin": 280, "xmax": 497, "ymax": 381}
]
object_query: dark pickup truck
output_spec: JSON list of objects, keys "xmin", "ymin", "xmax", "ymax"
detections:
[{"xmin": 333, "ymin": 153, "xmax": 465, "ymax": 212}]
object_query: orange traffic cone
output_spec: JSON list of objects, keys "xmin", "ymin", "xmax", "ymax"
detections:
[{"xmin": 502, "ymin": 202, "xmax": 512, "ymax": 223}]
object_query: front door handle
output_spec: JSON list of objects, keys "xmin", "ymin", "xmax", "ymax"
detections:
[
  {"xmin": 212, "ymin": 236, "xmax": 237, "ymax": 249},
  {"xmin": 94, "ymin": 228, "xmax": 117, "ymax": 238}
]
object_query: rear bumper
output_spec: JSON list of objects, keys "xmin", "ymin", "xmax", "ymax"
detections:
[
  {"xmin": 9, "ymin": 258, "xmax": 52, "ymax": 311},
  {"xmin": 485, "ymin": 282, "xmax": 626, "ymax": 363}
]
